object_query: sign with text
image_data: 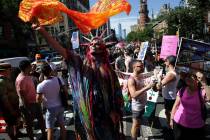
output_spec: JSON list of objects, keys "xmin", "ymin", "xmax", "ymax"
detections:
[
  {"xmin": 71, "ymin": 31, "xmax": 79, "ymax": 49},
  {"xmin": 138, "ymin": 41, "xmax": 149, "ymax": 61},
  {"xmin": 160, "ymin": 35, "xmax": 179, "ymax": 59},
  {"xmin": 176, "ymin": 38, "xmax": 210, "ymax": 64},
  {"xmin": 176, "ymin": 38, "xmax": 210, "ymax": 73},
  {"xmin": 115, "ymin": 70, "xmax": 159, "ymax": 103}
]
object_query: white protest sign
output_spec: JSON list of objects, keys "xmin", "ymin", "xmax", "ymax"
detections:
[
  {"xmin": 115, "ymin": 70, "xmax": 160, "ymax": 103},
  {"xmin": 138, "ymin": 41, "xmax": 149, "ymax": 60},
  {"xmin": 71, "ymin": 31, "xmax": 79, "ymax": 49}
]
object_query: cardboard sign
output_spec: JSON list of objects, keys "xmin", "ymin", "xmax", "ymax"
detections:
[
  {"xmin": 116, "ymin": 70, "xmax": 160, "ymax": 103},
  {"xmin": 138, "ymin": 42, "xmax": 149, "ymax": 60},
  {"xmin": 160, "ymin": 35, "xmax": 179, "ymax": 59}
]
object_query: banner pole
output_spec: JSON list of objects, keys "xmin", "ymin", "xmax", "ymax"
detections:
[{"xmin": 175, "ymin": 37, "xmax": 183, "ymax": 68}]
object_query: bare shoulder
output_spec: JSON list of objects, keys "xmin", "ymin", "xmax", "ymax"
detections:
[{"xmin": 128, "ymin": 77, "xmax": 135, "ymax": 85}]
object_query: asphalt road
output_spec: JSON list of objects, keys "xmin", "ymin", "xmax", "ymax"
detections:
[{"xmin": 1, "ymin": 96, "xmax": 210, "ymax": 140}]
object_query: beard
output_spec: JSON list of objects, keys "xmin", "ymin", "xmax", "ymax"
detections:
[{"xmin": 136, "ymin": 69, "xmax": 143, "ymax": 75}]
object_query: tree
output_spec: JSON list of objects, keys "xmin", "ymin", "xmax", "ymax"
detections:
[
  {"xmin": 126, "ymin": 26, "xmax": 153, "ymax": 42},
  {"xmin": 126, "ymin": 31, "xmax": 138, "ymax": 42},
  {"xmin": 165, "ymin": 5, "xmax": 206, "ymax": 39},
  {"xmin": 0, "ymin": 0, "xmax": 35, "ymax": 58}
]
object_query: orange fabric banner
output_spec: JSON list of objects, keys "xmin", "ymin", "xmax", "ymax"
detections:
[{"xmin": 18, "ymin": 0, "xmax": 131, "ymax": 34}]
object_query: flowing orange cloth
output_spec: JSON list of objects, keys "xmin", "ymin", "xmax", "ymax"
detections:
[{"xmin": 18, "ymin": 0, "xmax": 131, "ymax": 34}]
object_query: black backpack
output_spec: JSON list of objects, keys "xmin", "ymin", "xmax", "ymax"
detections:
[{"xmin": 179, "ymin": 87, "xmax": 207, "ymax": 122}]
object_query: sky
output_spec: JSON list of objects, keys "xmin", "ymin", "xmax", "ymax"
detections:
[{"xmin": 90, "ymin": 0, "xmax": 181, "ymax": 34}]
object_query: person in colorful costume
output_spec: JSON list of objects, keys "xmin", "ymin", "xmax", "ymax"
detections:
[
  {"xmin": 20, "ymin": 0, "xmax": 131, "ymax": 139},
  {"xmin": 33, "ymin": 24, "xmax": 124, "ymax": 140}
]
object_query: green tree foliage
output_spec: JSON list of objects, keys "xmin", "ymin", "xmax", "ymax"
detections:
[
  {"xmin": 126, "ymin": 26, "xmax": 153, "ymax": 42},
  {"xmin": 0, "ymin": 0, "xmax": 34, "ymax": 57},
  {"xmin": 166, "ymin": 2, "xmax": 209, "ymax": 39},
  {"xmin": 171, "ymin": 0, "xmax": 210, "ymax": 39}
]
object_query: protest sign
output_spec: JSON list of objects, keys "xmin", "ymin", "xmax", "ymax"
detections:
[
  {"xmin": 138, "ymin": 41, "xmax": 149, "ymax": 60},
  {"xmin": 176, "ymin": 38, "xmax": 210, "ymax": 72},
  {"xmin": 160, "ymin": 35, "xmax": 179, "ymax": 59},
  {"xmin": 71, "ymin": 31, "xmax": 79, "ymax": 49},
  {"xmin": 115, "ymin": 70, "xmax": 159, "ymax": 103},
  {"xmin": 116, "ymin": 70, "xmax": 159, "ymax": 116}
]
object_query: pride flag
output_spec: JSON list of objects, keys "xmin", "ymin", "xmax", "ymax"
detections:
[{"xmin": 18, "ymin": 0, "xmax": 131, "ymax": 34}]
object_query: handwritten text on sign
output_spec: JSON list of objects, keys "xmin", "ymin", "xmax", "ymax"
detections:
[{"xmin": 160, "ymin": 35, "xmax": 179, "ymax": 59}]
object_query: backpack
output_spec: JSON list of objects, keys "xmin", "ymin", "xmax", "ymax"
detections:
[{"xmin": 179, "ymin": 87, "xmax": 207, "ymax": 121}]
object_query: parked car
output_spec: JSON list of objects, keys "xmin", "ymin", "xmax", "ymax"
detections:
[{"xmin": 0, "ymin": 57, "xmax": 30, "ymax": 68}]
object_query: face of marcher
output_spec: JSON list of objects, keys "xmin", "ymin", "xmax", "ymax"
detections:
[
  {"xmin": 164, "ymin": 59, "xmax": 170, "ymax": 68},
  {"xmin": 26, "ymin": 65, "xmax": 32, "ymax": 73},
  {"xmin": 134, "ymin": 62, "xmax": 144, "ymax": 74},
  {"xmin": 196, "ymin": 72, "xmax": 204, "ymax": 82},
  {"xmin": 89, "ymin": 38, "xmax": 104, "ymax": 54},
  {"xmin": 185, "ymin": 74, "xmax": 198, "ymax": 88}
]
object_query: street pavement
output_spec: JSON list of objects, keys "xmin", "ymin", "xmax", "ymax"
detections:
[{"xmin": 1, "ymin": 96, "xmax": 210, "ymax": 140}]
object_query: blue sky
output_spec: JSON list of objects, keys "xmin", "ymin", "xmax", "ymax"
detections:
[{"xmin": 90, "ymin": 0, "xmax": 181, "ymax": 34}]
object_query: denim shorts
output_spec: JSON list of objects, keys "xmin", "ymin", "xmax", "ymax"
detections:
[
  {"xmin": 132, "ymin": 110, "xmax": 145, "ymax": 119},
  {"xmin": 45, "ymin": 106, "xmax": 65, "ymax": 128}
]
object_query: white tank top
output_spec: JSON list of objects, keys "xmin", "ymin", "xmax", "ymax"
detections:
[
  {"xmin": 162, "ymin": 71, "xmax": 179, "ymax": 100},
  {"xmin": 130, "ymin": 75, "xmax": 147, "ymax": 111}
]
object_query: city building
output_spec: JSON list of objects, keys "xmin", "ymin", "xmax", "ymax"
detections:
[
  {"xmin": 138, "ymin": 0, "xmax": 149, "ymax": 30},
  {"xmin": 152, "ymin": 20, "xmax": 168, "ymax": 39},
  {"xmin": 123, "ymin": 29, "xmax": 126, "ymax": 39},
  {"xmin": 130, "ymin": 24, "xmax": 139, "ymax": 32},
  {"xmin": 159, "ymin": 4, "xmax": 170, "ymax": 16},
  {"xmin": 118, "ymin": 23, "xmax": 122, "ymax": 39},
  {"xmin": 130, "ymin": 0, "xmax": 150, "ymax": 32}
]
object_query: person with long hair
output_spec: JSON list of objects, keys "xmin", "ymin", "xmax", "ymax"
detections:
[
  {"xmin": 32, "ymin": 24, "xmax": 124, "ymax": 140},
  {"xmin": 170, "ymin": 73, "xmax": 206, "ymax": 140}
]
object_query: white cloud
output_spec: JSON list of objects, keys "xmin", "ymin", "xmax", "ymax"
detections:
[{"xmin": 110, "ymin": 16, "xmax": 138, "ymax": 35}]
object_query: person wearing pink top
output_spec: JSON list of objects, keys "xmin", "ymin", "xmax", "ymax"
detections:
[
  {"xmin": 16, "ymin": 60, "xmax": 46, "ymax": 140},
  {"xmin": 170, "ymin": 73, "xmax": 205, "ymax": 140}
]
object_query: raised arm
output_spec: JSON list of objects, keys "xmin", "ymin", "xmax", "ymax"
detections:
[
  {"xmin": 128, "ymin": 78, "xmax": 154, "ymax": 99},
  {"xmin": 157, "ymin": 72, "xmax": 176, "ymax": 90},
  {"xmin": 32, "ymin": 24, "xmax": 67, "ymax": 59}
]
